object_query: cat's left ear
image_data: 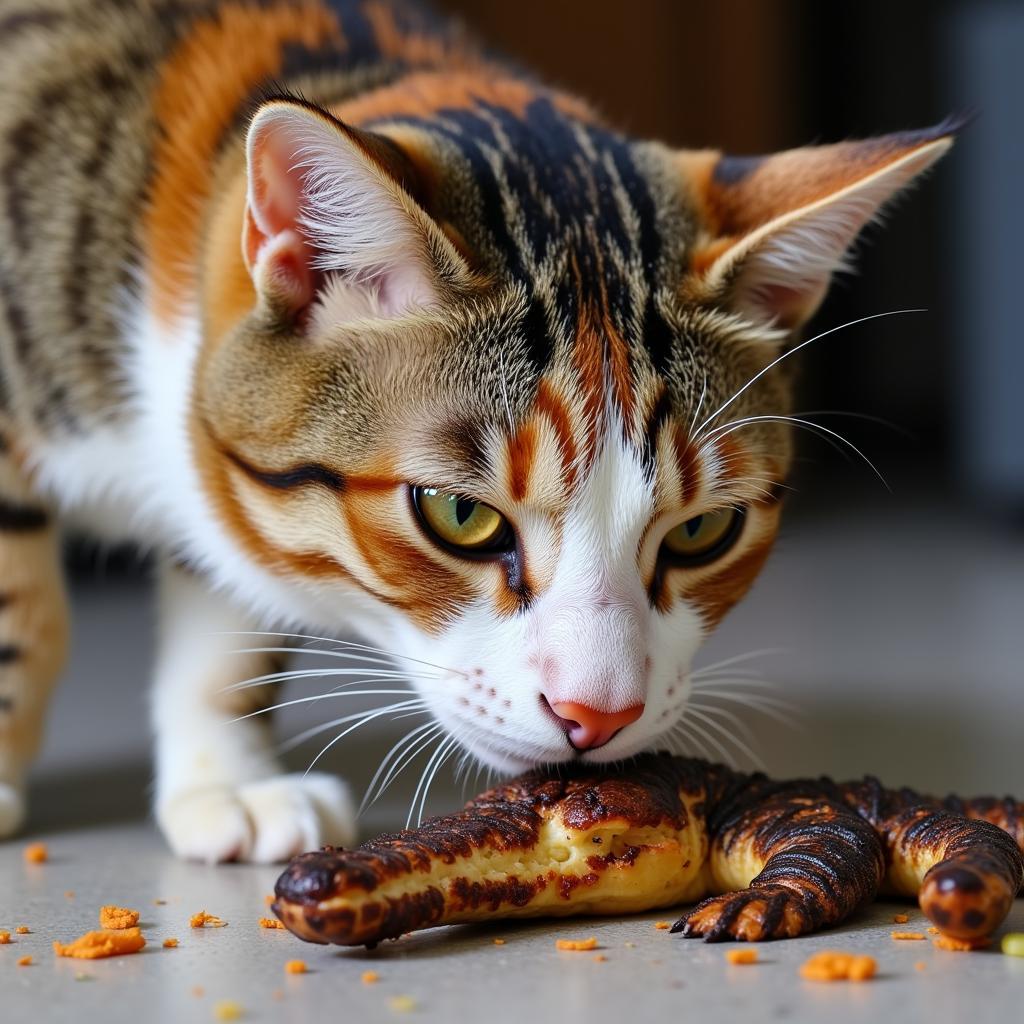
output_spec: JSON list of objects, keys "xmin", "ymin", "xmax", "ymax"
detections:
[
  {"xmin": 680, "ymin": 121, "xmax": 959, "ymax": 330},
  {"xmin": 243, "ymin": 98, "xmax": 469, "ymax": 320}
]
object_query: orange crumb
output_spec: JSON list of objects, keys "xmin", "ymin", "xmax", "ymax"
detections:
[
  {"xmin": 493, "ymin": 938, "xmax": 506, "ymax": 946},
  {"xmin": 154, "ymin": 899, "xmax": 167, "ymax": 906},
  {"xmin": 100, "ymin": 905, "xmax": 140, "ymax": 930},
  {"xmin": 15, "ymin": 926, "xmax": 29, "ymax": 934},
  {"xmin": 654, "ymin": 921, "xmax": 671, "ymax": 930},
  {"xmin": 213, "ymin": 1001, "xmax": 244, "ymax": 1021},
  {"xmin": 163, "ymin": 938, "xmax": 179, "ymax": 949},
  {"xmin": 23, "ymin": 842, "xmax": 48, "ymax": 864},
  {"xmin": 927, "ymin": 926, "xmax": 939, "ymax": 934},
  {"xmin": 190, "ymin": 911, "xmax": 226, "ymax": 929},
  {"xmin": 258, "ymin": 917, "xmax": 285, "ymax": 930},
  {"xmin": 361, "ymin": 970, "xmax": 380, "ymax": 984},
  {"xmin": 800, "ymin": 951, "xmax": 877, "ymax": 982},
  {"xmin": 65, "ymin": 891, "xmax": 76, "ymax": 900},
  {"xmin": 556, "ymin": 937, "xmax": 599, "ymax": 951},
  {"xmin": 933, "ymin": 935, "xmax": 990, "ymax": 952},
  {"xmin": 0, "ymin": 931, "xmax": 10, "ymax": 944},
  {"xmin": 388, "ymin": 996, "xmax": 416, "ymax": 1013},
  {"xmin": 284, "ymin": 959, "xmax": 307, "ymax": 975},
  {"xmin": 53, "ymin": 927, "xmax": 146, "ymax": 960},
  {"xmin": 191, "ymin": 986, "xmax": 205, "ymax": 998},
  {"xmin": 891, "ymin": 931, "xmax": 926, "ymax": 941},
  {"xmin": 726, "ymin": 948, "xmax": 759, "ymax": 965},
  {"xmin": 593, "ymin": 954, "xmax": 608, "ymax": 962},
  {"xmin": 915, "ymin": 961, "xmax": 927, "ymax": 971},
  {"xmin": 263, "ymin": 894, "xmax": 275, "ymax": 906},
  {"xmin": 16, "ymin": 955, "xmax": 32, "ymax": 967},
  {"xmin": 893, "ymin": 914, "xmax": 909, "ymax": 924}
]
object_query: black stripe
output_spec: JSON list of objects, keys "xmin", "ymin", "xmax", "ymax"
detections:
[
  {"xmin": 0, "ymin": 9, "xmax": 65, "ymax": 39},
  {"xmin": 0, "ymin": 644, "xmax": 19, "ymax": 665},
  {"xmin": 0, "ymin": 696, "xmax": 12, "ymax": 712},
  {"xmin": 225, "ymin": 449, "xmax": 345, "ymax": 494},
  {"xmin": 0, "ymin": 499, "xmax": 49, "ymax": 531}
]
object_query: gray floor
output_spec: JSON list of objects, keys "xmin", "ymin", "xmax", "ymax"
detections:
[{"xmin": 3, "ymin": 482, "xmax": 1024, "ymax": 1021}]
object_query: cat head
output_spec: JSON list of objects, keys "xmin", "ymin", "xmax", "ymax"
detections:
[{"xmin": 193, "ymin": 78, "xmax": 954, "ymax": 771}]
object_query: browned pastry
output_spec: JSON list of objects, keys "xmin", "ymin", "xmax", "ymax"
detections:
[{"xmin": 272, "ymin": 754, "xmax": 1023, "ymax": 947}]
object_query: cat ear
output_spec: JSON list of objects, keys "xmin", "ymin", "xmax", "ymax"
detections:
[
  {"xmin": 680, "ymin": 121, "xmax": 959, "ymax": 330},
  {"xmin": 243, "ymin": 98, "xmax": 462, "ymax": 320}
]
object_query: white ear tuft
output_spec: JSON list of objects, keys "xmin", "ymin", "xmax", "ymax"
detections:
[
  {"xmin": 694, "ymin": 134, "xmax": 954, "ymax": 330},
  {"xmin": 244, "ymin": 101, "xmax": 440, "ymax": 320}
]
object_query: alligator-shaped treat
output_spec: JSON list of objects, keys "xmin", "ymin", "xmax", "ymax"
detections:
[{"xmin": 272, "ymin": 754, "xmax": 1024, "ymax": 947}]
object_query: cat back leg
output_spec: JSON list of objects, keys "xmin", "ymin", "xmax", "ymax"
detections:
[
  {"xmin": 673, "ymin": 780, "xmax": 885, "ymax": 941},
  {"xmin": 0, "ymin": 438, "xmax": 70, "ymax": 836},
  {"xmin": 152, "ymin": 561, "xmax": 355, "ymax": 863}
]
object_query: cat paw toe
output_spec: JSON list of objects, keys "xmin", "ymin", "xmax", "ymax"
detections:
[
  {"xmin": 673, "ymin": 886, "xmax": 806, "ymax": 942},
  {"xmin": 238, "ymin": 773, "xmax": 356, "ymax": 864},
  {"xmin": 157, "ymin": 787, "xmax": 254, "ymax": 863}
]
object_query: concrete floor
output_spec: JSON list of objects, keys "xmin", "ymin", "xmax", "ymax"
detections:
[{"xmin": 2, "ymin": 483, "xmax": 1023, "ymax": 1021}]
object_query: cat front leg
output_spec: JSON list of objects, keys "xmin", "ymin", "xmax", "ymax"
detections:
[
  {"xmin": 0, "ymin": 439, "xmax": 70, "ymax": 837},
  {"xmin": 152, "ymin": 560, "xmax": 355, "ymax": 863},
  {"xmin": 673, "ymin": 782, "xmax": 885, "ymax": 941}
]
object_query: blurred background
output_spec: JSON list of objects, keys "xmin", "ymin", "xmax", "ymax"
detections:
[{"xmin": 31, "ymin": 0, "xmax": 1023, "ymax": 833}]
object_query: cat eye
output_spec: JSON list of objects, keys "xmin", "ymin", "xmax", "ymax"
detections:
[
  {"xmin": 661, "ymin": 507, "xmax": 744, "ymax": 566},
  {"xmin": 412, "ymin": 486, "xmax": 514, "ymax": 555}
]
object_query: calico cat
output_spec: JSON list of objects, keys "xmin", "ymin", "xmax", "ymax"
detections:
[{"xmin": 0, "ymin": 0, "xmax": 954, "ymax": 862}]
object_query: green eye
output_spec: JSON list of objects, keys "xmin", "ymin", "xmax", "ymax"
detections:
[
  {"xmin": 662, "ymin": 508, "xmax": 743, "ymax": 564},
  {"xmin": 412, "ymin": 487, "xmax": 512, "ymax": 553}
]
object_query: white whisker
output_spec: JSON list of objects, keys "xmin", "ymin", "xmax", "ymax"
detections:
[
  {"xmin": 279, "ymin": 700, "xmax": 426, "ymax": 754},
  {"xmin": 692, "ymin": 309, "xmax": 925, "ymax": 439},
  {"xmin": 360, "ymin": 720, "xmax": 441, "ymax": 814}
]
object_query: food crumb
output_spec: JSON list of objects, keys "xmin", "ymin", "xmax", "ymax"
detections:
[
  {"xmin": 654, "ymin": 921, "xmax": 671, "ymax": 930},
  {"xmin": 933, "ymin": 935, "xmax": 989, "ymax": 952},
  {"xmin": 191, "ymin": 986, "xmax": 205, "ymax": 998},
  {"xmin": 263, "ymin": 894, "xmax": 275, "ymax": 906},
  {"xmin": 100, "ymin": 905, "xmax": 140, "ymax": 930},
  {"xmin": 624, "ymin": 941, "xmax": 636, "ymax": 948},
  {"xmin": 725, "ymin": 948, "xmax": 758, "ymax": 965},
  {"xmin": 65, "ymin": 891, "xmax": 76, "ymax": 900},
  {"xmin": 163, "ymin": 938, "xmax": 179, "ymax": 949},
  {"xmin": 492, "ymin": 938, "xmax": 505, "ymax": 946},
  {"xmin": 190, "ymin": 911, "xmax": 227, "ymax": 929},
  {"xmin": 284, "ymin": 959, "xmax": 307, "ymax": 975},
  {"xmin": 361, "ymin": 970, "xmax": 380, "ymax": 984},
  {"xmin": 213, "ymin": 1000, "xmax": 244, "ymax": 1021},
  {"xmin": 799, "ymin": 951, "xmax": 876, "ymax": 982},
  {"xmin": 154, "ymin": 899, "xmax": 167, "ymax": 906},
  {"xmin": 593, "ymin": 954, "xmax": 608, "ymax": 962},
  {"xmin": 271, "ymin": 989, "xmax": 284, "ymax": 1000},
  {"xmin": 23, "ymin": 842, "xmax": 48, "ymax": 864},
  {"xmin": 74, "ymin": 972, "xmax": 94, "ymax": 981},
  {"xmin": 15, "ymin": 926, "xmax": 30, "ymax": 934},
  {"xmin": 893, "ymin": 914, "xmax": 909, "ymax": 924},
  {"xmin": 556, "ymin": 937, "xmax": 598, "ymax": 951},
  {"xmin": 914, "ymin": 961, "xmax": 927, "ymax": 971},
  {"xmin": 927, "ymin": 926, "xmax": 939, "ymax": 934},
  {"xmin": 891, "ymin": 931, "xmax": 926, "ymax": 941},
  {"xmin": 0, "ymin": 931, "xmax": 10, "ymax": 944},
  {"xmin": 258, "ymin": 917, "xmax": 285, "ymax": 930},
  {"xmin": 53, "ymin": 927, "xmax": 146, "ymax": 959},
  {"xmin": 16, "ymin": 955, "xmax": 32, "ymax": 967},
  {"xmin": 388, "ymin": 996, "xmax": 417, "ymax": 1013},
  {"xmin": 1002, "ymin": 933, "xmax": 1024, "ymax": 958}
]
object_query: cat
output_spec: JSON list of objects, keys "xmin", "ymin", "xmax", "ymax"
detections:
[{"xmin": 0, "ymin": 0, "xmax": 954, "ymax": 862}]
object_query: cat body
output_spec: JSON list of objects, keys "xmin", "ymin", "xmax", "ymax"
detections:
[{"xmin": 0, "ymin": 0, "xmax": 954, "ymax": 859}]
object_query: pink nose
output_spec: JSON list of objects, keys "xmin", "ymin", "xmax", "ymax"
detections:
[{"xmin": 547, "ymin": 700, "xmax": 645, "ymax": 751}]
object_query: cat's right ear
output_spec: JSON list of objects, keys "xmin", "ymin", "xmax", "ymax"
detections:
[{"xmin": 243, "ymin": 99, "xmax": 468, "ymax": 321}]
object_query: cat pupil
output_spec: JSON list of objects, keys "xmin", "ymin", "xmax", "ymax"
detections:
[
  {"xmin": 685, "ymin": 516, "xmax": 703, "ymax": 539},
  {"xmin": 455, "ymin": 498, "xmax": 477, "ymax": 526}
]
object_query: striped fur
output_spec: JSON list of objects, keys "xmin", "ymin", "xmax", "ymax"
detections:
[{"xmin": 0, "ymin": 0, "xmax": 955, "ymax": 857}]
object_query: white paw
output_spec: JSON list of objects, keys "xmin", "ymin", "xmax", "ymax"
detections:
[
  {"xmin": 239, "ymin": 773, "xmax": 356, "ymax": 863},
  {"xmin": 0, "ymin": 782, "xmax": 26, "ymax": 838},
  {"xmin": 157, "ymin": 774, "xmax": 356, "ymax": 864},
  {"xmin": 157, "ymin": 786, "xmax": 254, "ymax": 864}
]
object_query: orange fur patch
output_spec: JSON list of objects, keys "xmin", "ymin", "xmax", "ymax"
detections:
[
  {"xmin": 507, "ymin": 422, "xmax": 539, "ymax": 503},
  {"xmin": 145, "ymin": 1, "xmax": 342, "ymax": 325}
]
